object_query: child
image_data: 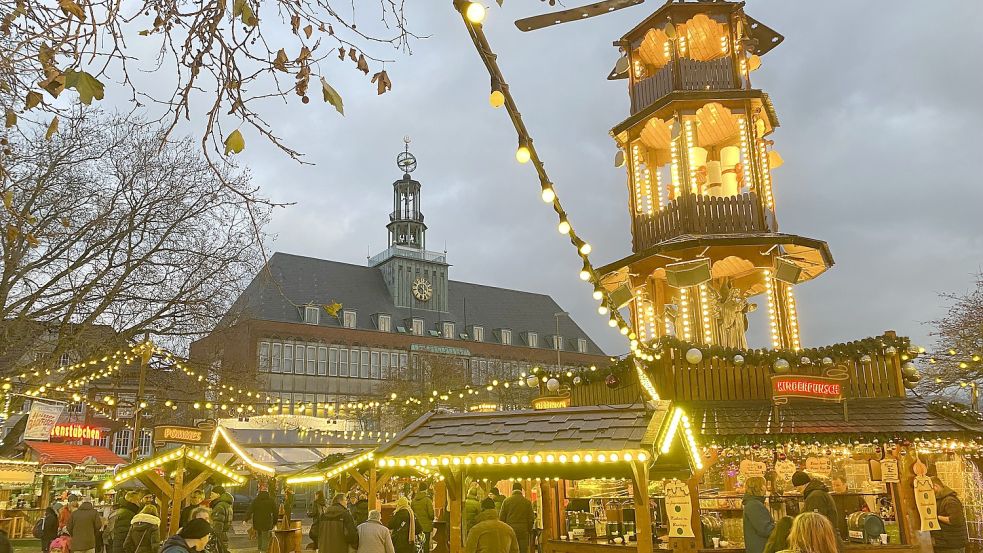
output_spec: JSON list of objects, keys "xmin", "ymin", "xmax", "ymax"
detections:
[{"xmin": 49, "ymin": 531, "xmax": 72, "ymax": 553}]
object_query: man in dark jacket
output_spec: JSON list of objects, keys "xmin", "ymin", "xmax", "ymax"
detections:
[
  {"xmin": 68, "ymin": 500, "xmax": 104, "ymax": 553},
  {"xmin": 161, "ymin": 519, "xmax": 213, "ymax": 553},
  {"xmin": 209, "ymin": 487, "xmax": 234, "ymax": 552},
  {"xmin": 499, "ymin": 484, "xmax": 534, "ymax": 553},
  {"xmin": 40, "ymin": 502, "xmax": 60, "ymax": 553},
  {"xmin": 791, "ymin": 471, "xmax": 840, "ymax": 528},
  {"xmin": 107, "ymin": 492, "xmax": 141, "ymax": 553},
  {"xmin": 180, "ymin": 490, "xmax": 208, "ymax": 530},
  {"xmin": 246, "ymin": 490, "xmax": 279, "ymax": 553},
  {"xmin": 931, "ymin": 477, "xmax": 968, "ymax": 553},
  {"xmin": 318, "ymin": 493, "xmax": 358, "ymax": 553},
  {"xmin": 465, "ymin": 499, "xmax": 518, "ymax": 553},
  {"xmin": 411, "ymin": 485, "xmax": 435, "ymax": 553},
  {"xmin": 349, "ymin": 493, "xmax": 370, "ymax": 527}
]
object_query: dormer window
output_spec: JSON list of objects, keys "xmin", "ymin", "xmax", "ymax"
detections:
[
  {"xmin": 499, "ymin": 328, "xmax": 512, "ymax": 346},
  {"xmin": 342, "ymin": 310, "xmax": 356, "ymax": 329},
  {"xmin": 377, "ymin": 314, "xmax": 392, "ymax": 332},
  {"xmin": 472, "ymin": 326, "xmax": 484, "ymax": 342},
  {"xmin": 411, "ymin": 318, "xmax": 424, "ymax": 336},
  {"xmin": 551, "ymin": 335, "xmax": 563, "ymax": 351},
  {"xmin": 577, "ymin": 338, "xmax": 587, "ymax": 353},
  {"xmin": 442, "ymin": 322, "xmax": 455, "ymax": 339},
  {"xmin": 304, "ymin": 306, "xmax": 320, "ymax": 325},
  {"xmin": 526, "ymin": 332, "xmax": 538, "ymax": 348}
]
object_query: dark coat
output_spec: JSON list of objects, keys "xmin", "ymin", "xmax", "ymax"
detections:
[
  {"xmin": 388, "ymin": 509, "xmax": 415, "ymax": 553},
  {"xmin": 465, "ymin": 510, "xmax": 518, "ymax": 553},
  {"xmin": 249, "ymin": 492, "xmax": 279, "ymax": 532},
  {"xmin": 933, "ymin": 486, "xmax": 968, "ymax": 549},
  {"xmin": 464, "ymin": 498, "xmax": 481, "ymax": 536},
  {"xmin": 108, "ymin": 501, "xmax": 140, "ymax": 553},
  {"xmin": 160, "ymin": 535, "xmax": 194, "ymax": 553},
  {"xmin": 122, "ymin": 513, "xmax": 160, "ymax": 553},
  {"xmin": 0, "ymin": 530, "xmax": 11, "ymax": 553},
  {"xmin": 802, "ymin": 480, "xmax": 839, "ymax": 527},
  {"xmin": 68, "ymin": 502, "xmax": 103, "ymax": 551},
  {"xmin": 318, "ymin": 502, "xmax": 358, "ymax": 553},
  {"xmin": 210, "ymin": 493, "xmax": 234, "ymax": 543},
  {"xmin": 41, "ymin": 507, "xmax": 60, "ymax": 550},
  {"xmin": 411, "ymin": 494, "xmax": 435, "ymax": 534},
  {"xmin": 349, "ymin": 499, "xmax": 369, "ymax": 527},
  {"xmin": 499, "ymin": 492, "xmax": 534, "ymax": 553},
  {"xmin": 741, "ymin": 495, "xmax": 775, "ymax": 553}
]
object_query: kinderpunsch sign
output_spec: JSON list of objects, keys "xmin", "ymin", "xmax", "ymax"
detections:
[{"xmin": 771, "ymin": 375, "xmax": 845, "ymax": 402}]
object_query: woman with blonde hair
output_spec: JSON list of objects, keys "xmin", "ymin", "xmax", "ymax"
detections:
[
  {"xmin": 783, "ymin": 512, "xmax": 840, "ymax": 553},
  {"xmin": 742, "ymin": 477, "xmax": 774, "ymax": 553}
]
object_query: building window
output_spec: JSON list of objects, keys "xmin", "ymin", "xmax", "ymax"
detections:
[
  {"xmin": 258, "ymin": 342, "xmax": 270, "ymax": 372},
  {"xmin": 67, "ymin": 401, "xmax": 84, "ymax": 415},
  {"xmin": 343, "ymin": 310, "xmax": 357, "ymax": 329},
  {"xmin": 271, "ymin": 343, "xmax": 282, "ymax": 373},
  {"xmin": 340, "ymin": 349, "xmax": 349, "ymax": 377},
  {"xmin": 577, "ymin": 338, "xmax": 587, "ymax": 353},
  {"xmin": 553, "ymin": 335, "xmax": 563, "ymax": 351},
  {"xmin": 113, "ymin": 430, "xmax": 132, "ymax": 457},
  {"xmin": 317, "ymin": 347, "xmax": 328, "ymax": 376},
  {"xmin": 139, "ymin": 430, "xmax": 153, "ymax": 457},
  {"xmin": 381, "ymin": 352, "xmax": 390, "ymax": 379},
  {"xmin": 294, "ymin": 344, "xmax": 305, "ymax": 374},
  {"xmin": 500, "ymin": 329, "xmax": 512, "ymax": 346},
  {"xmin": 329, "ymin": 347, "xmax": 338, "ymax": 376},
  {"xmin": 411, "ymin": 318, "xmax": 424, "ymax": 336},
  {"xmin": 95, "ymin": 434, "xmax": 109, "ymax": 449},
  {"xmin": 527, "ymin": 332, "xmax": 538, "ymax": 348},
  {"xmin": 282, "ymin": 344, "xmax": 293, "ymax": 374},
  {"xmin": 378, "ymin": 315, "xmax": 391, "ymax": 332},
  {"xmin": 306, "ymin": 345, "xmax": 317, "ymax": 375},
  {"xmin": 371, "ymin": 352, "xmax": 380, "ymax": 379},
  {"xmin": 305, "ymin": 306, "xmax": 320, "ymax": 325},
  {"xmin": 473, "ymin": 326, "xmax": 484, "ymax": 342},
  {"xmin": 360, "ymin": 350, "xmax": 370, "ymax": 378},
  {"xmin": 442, "ymin": 322, "xmax": 455, "ymax": 339},
  {"xmin": 59, "ymin": 353, "xmax": 71, "ymax": 367}
]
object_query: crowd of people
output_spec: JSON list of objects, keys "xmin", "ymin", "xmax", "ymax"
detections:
[{"xmin": 740, "ymin": 472, "xmax": 969, "ymax": 553}]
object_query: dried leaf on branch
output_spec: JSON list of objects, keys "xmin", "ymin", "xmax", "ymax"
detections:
[{"xmin": 371, "ymin": 71, "xmax": 391, "ymax": 95}]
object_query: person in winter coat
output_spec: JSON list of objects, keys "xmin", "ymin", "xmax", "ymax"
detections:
[
  {"xmin": 465, "ymin": 499, "xmax": 518, "ymax": 553},
  {"xmin": 356, "ymin": 510, "xmax": 394, "ymax": 553},
  {"xmin": 161, "ymin": 519, "xmax": 213, "ymax": 553},
  {"xmin": 498, "ymin": 484, "xmax": 534, "ymax": 553},
  {"xmin": 209, "ymin": 487, "xmax": 235, "ymax": 551},
  {"xmin": 411, "ymin": 485, "xmax": 435, "ymax": 552},
  {"xmin": 107, "ymin": 492, "xmax": 142, "ymax": 553},
  {"xmin": 180, "ymin": 490, "xmax": 208, "ymax": 530},
  {"xmin": 764, "ymin": 516, "xmax": 793, "ymax": 553},
  {"xmin": 246, "ymin": 490, "xmax": 279, "ymax": 553},
  {"xmin": 464, "ymin": 488, "xmax": 482, "ymax": 537},
  {"xmin": 388, "ymin": 497, "xmax": 416, "ymax": 553},
  {"xmin": 0, "ymin": 529, "xmax": 12, "ymax": 553},
  {"xmin": 122, "ymin": 506, "xmax": 160, "ymax": 553},
  {"xmin": 349, "ymin": 494, "xmax": 370, "ymax": 527},
  {"xmin": 41, "ymin": 502, "xmax": 61, "ymax": 552},
  {"xmin": 67, "ymin": 500, "xmax": 104, "ymax": 553},
  {"xmin": 931, "ymin": 477, "xmax": 969, "ymax": 553},
  {"xmin": 791, "ymin": 472, "xmax": 840, "ymax": 529},
  {"xmin": 742, "ymin": 478, "xmax": 775, "ymax": 553},
  {"xmin": 491, "ymin": 489, "xmax": 505, "ymax": 513},
  {"xmin": 59, "ymin": 496, "xmax": 80, "ymax": 532},
  {"xmin": 779, "ymin": 512, "xmax": 839, "ymax": 553},
  {"xmin": 318, "ymin": 493, "xmax": 358, "ymax": 553}
]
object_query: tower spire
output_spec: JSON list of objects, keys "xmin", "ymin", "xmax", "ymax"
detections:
[{"xmin": 389, "ymin": 137, "xmax": 426, "ymax": 250}]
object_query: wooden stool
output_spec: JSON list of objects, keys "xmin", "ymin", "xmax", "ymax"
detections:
[{"xmin": 10, "ymin": 516, "xmax": 24, "ymax": 538}]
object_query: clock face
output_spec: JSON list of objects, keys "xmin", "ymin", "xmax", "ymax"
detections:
[{"xmin": 412, "ymin": 277, "xmax": 433, "ymax": 302}]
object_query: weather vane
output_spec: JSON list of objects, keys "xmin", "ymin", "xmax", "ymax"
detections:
[{"xmin": 397, "ymin": 135, "xmax": 417, "ymax": 174}]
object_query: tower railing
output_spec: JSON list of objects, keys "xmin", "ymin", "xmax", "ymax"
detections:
[
  {"xmin": 633, "ymin": 192, "xmax": 767, "ymax": 250},
  {"xmin": 630, "ymin": 57, "xmax": 737, "ymax": 114},
  {"xmin": 368, "ymin": 245, "xmax": 447, "ymax": 267}
]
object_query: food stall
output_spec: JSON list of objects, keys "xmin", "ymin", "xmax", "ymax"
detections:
[{"xmin": 369, "ymin": 401, "xmax": 701, "ymax": 553}]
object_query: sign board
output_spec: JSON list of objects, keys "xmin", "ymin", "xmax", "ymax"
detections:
[
  {"xmin": 739, "ymin": 460, "xmax": 767, "ymax": 478},
  {"xmin": 24, "ymin": 402, "xmax": 66, "ymax": 441},
  {"xmin": 410, "ymin": 344, "xmax": 471, "ymax": 357},
  {"xmin": 881, "ymin": 459, "xmax": 900, "ymax": 483},
  {"xmin": 41, "ymin": 464, "xmax": 74, "ymax": 476},
  {"xmin": 51, "ymin": 424, "xmax": 102, "ymax": 441},
  {"xmin": 664, "ymin": 479, "xmax": 695, "ymax": 538},
  {"xmin": 775, "ymin": 460, "xmax": 796, "ymax": 482},
  {"xmin": 82, "ymin": 464, "xmax": 110, "ymax": 476},
  {"xmin": 914, "ymin": 476, "xmax": 939, "ymax": 531},
  {"xmin": 772, "ymin": 375, "xmax": 844, "ymax": 402},
  {"xmin": 153, "ymin": 425, "xmax": 210, "ymax": 445},
  {"xmin": 805, "ymin": 457, "xmax": 832, "ymax": 476}
]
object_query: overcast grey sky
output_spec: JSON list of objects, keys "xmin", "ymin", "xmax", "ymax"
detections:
[{"xmin": 234, "ymin": 0, "xmax": 983, "ymax": 356}]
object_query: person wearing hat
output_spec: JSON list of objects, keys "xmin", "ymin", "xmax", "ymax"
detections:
[
  {"xmin": 931, "ymin": 476, "xmax": 968, "ymax": 553},
  {"xmin": 388, "ymin": 497, "xmax": 415, "ymax": 553},
  {"xmin": 411, "ymin": 484, "xmax": 435, "ymax": 553},
  {"xmin": 464, "ymin": 488, "xmax": 482, "ymax": 537},
  {"xmin": 67, "ymin": 499, "xmax": 103, "ymax": 553},
  {"xmin": 208, "ymin": 486, "xmax": 234, "ymax": 552},
  {"xmin": 465, "ymin": 498, "xmax": 518, "ymax": 553},
  {"xmin": 499, "ymin": 484, "xmax": 534, "ymax": 553},
  {"xmin": 106, "ymin": 492, "xmax": 142, "ymax": 553},
  {"xmin": 318, "ymin": 493, "xmax": 358, "ymax": 553},
  {"xmin": 122, "ymin": 505, "xmax": 161, "ymax": 553},
  {"xmin": 356, "ymin": 510, "xmax": 394, "ymax": 553},
  {"xmin": 161, "ymin": 519, "xmax": 213, "ymax": 553},
  {"xmin": 791, "ymin": 471, "xmax": 839, "ymax": 528}
]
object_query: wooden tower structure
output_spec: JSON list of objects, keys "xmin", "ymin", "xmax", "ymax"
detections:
[{"xmin": 598, "ymin": 0, "xmax": 833, "ymax": 351}]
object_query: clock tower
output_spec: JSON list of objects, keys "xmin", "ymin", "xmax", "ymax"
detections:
[{"xmin": 369, "ymin": 137, "xmax": 450, "ymax": 312}]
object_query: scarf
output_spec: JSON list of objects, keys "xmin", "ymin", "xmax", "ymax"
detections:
[{"xmin": 398, "ymin": 506, "xmax": 416, "ymax": 544}]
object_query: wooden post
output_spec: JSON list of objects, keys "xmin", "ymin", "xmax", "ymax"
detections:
[
  {"xmin": 445, "ymin": 468, "xmax": 464, "ymax": 553},
  {"xmin": 896, "ymin": 448, "xmax": 921, "ymax": 546},
  {"xmin": 168, "ymin": 456, "xmax": 185, "ymax": 534},
  {"xmin": 539, "ymin": 481, "xmax": 558, "ymax": 541},
  {"xmin": 631, "ymin": 462, "xmax": 654, "ymax": 553},
  {"xmin": 369, "ymin": 465, "xmax": 378, "ymax": 510}
]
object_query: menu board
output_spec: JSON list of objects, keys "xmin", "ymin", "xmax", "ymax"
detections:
[
  {"xmin": 739, "ymin": 460, "xmax": 767, "ymax": 479},
  {"xmin": 914, "ymin": 475, "xmax": 939, "ymax": 531},
  {"xmin": 805, "ymin": 457, "xmax": 832, "ymax": 476},
  {"xmin": 664, "ymin": 479, "xmax": 695, "ymax": 538},
  {"xmin": 881, "ymin": 459, "xmax": 900, "ymax": 483},
  {"xmin": 775, "ymin": 460, "xmax": 796, "ymax": 482}
]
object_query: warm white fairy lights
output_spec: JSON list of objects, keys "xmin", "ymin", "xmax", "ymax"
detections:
[
  {"xmin": 756, "ymin": 122, "xmax": 775, "ymax": 210},
  {"xmin": 785, "ymin": 283, "xmax": 801, "ymax": 351},
  {"xmin": 719, "ymin": 35, "xmax": 728, "ymax": 54},
  {"xmin": 377, "ymin": 449, "xmax": 649, "ymax": 469},
  {"xmin": 670, "ymin": 131, "xmax": 682, "ymax": 200},
  {"xmin": 698, "ymin": 284, "xmax": 713, "ymax": 344},
  {"xmin": 679, "ymin": 287, "xmax": 692, "ymax": 341},
  {"xmin": 764, "ymin": 269, "xmax": 781, "ymax": 348},
  {"xmin": 684, "ymin": 121, "xmax": 699, "ymax": 195},
  {"xmin": 738, "ymin": 117, "xmax": 751, "ymax": 195}
]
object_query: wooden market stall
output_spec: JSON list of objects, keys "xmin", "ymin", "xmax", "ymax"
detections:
[{"xmin": 368, "ymin": 402, "xmax": 701, "ymax": 553}]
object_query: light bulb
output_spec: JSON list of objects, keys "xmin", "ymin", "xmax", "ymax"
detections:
[
  {"xmin": 489, "ymin": 90, "xmax": 504, "ymax": 108},
  {"xmin": 579, "ymin": 269, "xmax": 591, "ymax": 281},
  {"xmin": 541, "ymin": 187, "xmax": 555, "ymax": 203},
  {"xmin": 516, "ymin": 145, "xmax": 531, "ymax": 164},
  {"xmin": 598, "ymin": 305, "xmax": 608, "ymax": 315},
  {"xmin": 558, "ymin": 220, "xmax": 570, "ymax": 234},
  {"xmin": 620, "ymin": 326, "xmax": 630, "ymax": 335},
  {"xmin": 593, "ymin": 288, "xmax": 603, "ymax": 301},
  {"xmin": 465, "ymin": 2, "xmax": 486, "ymax": 24},
  {"xmin": 579, "ymin": 243, "xmax": 592, "ymax": 255},
  {"xmin": 608, "ymin": 318, "xmax": 618, "ymax": 328}
]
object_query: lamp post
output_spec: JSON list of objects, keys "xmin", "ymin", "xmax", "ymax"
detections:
[{"xmin": 554, "ymin": 312, "xmax": 569, "ymax": 374}]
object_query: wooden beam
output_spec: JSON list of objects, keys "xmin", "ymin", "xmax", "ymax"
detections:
[
  {"xmin": 631, "ymin": 461, "xmax": 654, "ymax": 553},
  {"xmin": 140, "ymin": 471, "xmax": 174, "ymax": 500},
  {"xmin": 179, "ymin": 470, "xmax": 213, "ymax": 502},
  {"xmin": 369, "ymin": 465, "xmax": 378, "ymax": 510},
  {"xmin": 347, "ymin": 468, "xmax": 369, "ymax": 491},
  {"xmin": 444, "ymin": 468, "xmax": 463, "ymax": 553},
  {"xmin": 168, "ymin": 457, "xmax": 186, "ymax": 535}
]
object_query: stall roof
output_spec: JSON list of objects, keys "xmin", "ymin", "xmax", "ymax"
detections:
[
  {"xmin": 25, "ymin": 441, "xmax": 126, "ymax": 466},
  {"xmin": 210, "ymin": 426, "xmax": 368, "ymax": 476},
  {"xmin": 683, "ymin": 398, "xmax": 975, "ymax": 440}
]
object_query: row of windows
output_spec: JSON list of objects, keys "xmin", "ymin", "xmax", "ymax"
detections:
[
  {"xmin": 299, "ymin": 308, "xmax": 589, "ymax": 353},
  {"xmin": 259, "ymin": 342, "xmax": 409, "ymax": 379}
]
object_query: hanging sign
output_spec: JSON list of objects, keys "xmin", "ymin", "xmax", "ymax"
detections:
[
  {"xmin": 772, "ymin": 375, "xmax": 844, "ymax": 402},
  {"xmin": 51, "ymin": 424, "xmax": 102, "ymax": 441},
  {"xmin": 41, "ymin": 464, "xmax": 74, "ymax": 476},
  {"xmin": 913, "ymin": 475, "xmax": 939, "ymax": 531},
  {"xmin": 739, "ymin": 460, "xmax": 767, "ymax": 478},
  {"xmin": 24, "ymin": 403, "xmax": 66, "ymax": 441},
  {"xmin": 805, "ymin": 457, "xmax": 832, "ymax": 477},
  {"xmin": 153, "ymin": 425, "xmax": 209, "ymax": 445},
  {"xmin": 82, "ymin": 464, "xmax": 110, "ymax": 476},
  {"xmin": 775, "ymin": 460, "xmax": 796, "ymax": 482},
  {"xmin": 664, "ymin": 479, "xmax": 695, "ymax": 538},
  {"xmin": 881, "ymin": 459, "xmax": 900, "ymax": 483}
]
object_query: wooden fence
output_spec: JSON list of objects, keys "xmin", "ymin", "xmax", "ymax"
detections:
[
  {"xmin": 634, "ymin": 192, "xmax": 766, "ymax": 250},
  {"xmin": 630, "ymin": 57, "xmax": 736, "ymax": 114}
]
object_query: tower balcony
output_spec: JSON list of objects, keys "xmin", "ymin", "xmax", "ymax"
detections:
[
  {"xmin": 633, "ymin": 192, "xmax": 768, "ymax": 252},
  {"xmin": 390, "ymin": 211, "xmax": 424, "ymax": 223},
  {"xmin": 368, "ymin": 245, "xmax": 447, "ymax": 267},
  {"xmin": 631, "ymin": 58, "xmax": 736, "ymax": 115}
]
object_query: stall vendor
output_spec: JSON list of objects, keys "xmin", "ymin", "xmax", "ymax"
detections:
[{"xmin": 830, "ymin": 474, "xmax": 865, "ymax": 540}]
